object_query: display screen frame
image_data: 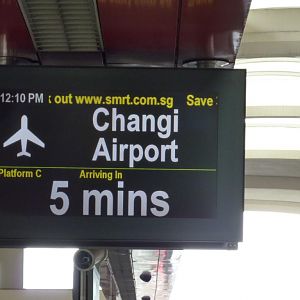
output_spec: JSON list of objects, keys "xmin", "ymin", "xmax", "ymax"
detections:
[{"xmin": 0, "ymin": 66, "xmax": 245, "ymax": 249}]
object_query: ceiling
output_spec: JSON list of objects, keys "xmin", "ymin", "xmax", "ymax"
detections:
[
  {"xmin": 238, "ymin": 7, "xmax": 300, "ymax": 58},
  {"xmin": 1, "ymin": 1, "xmax": 300, "ymax": 300},
  {"xmin": 238, "ymin": 6, "xmax": 300, "ymax": 214},
  {"xmin": 0, "ymin": 0, "xmax": 250, "ymax": 66}
]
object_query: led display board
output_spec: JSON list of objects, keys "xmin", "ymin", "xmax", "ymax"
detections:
[{"xmin": 0, "ymin": 66, "xmax": 245, "ymax": 248}]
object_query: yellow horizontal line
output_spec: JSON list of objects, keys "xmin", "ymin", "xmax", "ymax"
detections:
[{"xmin": 0, "ymin": 166, "xmax": 217, "ymax": 172}]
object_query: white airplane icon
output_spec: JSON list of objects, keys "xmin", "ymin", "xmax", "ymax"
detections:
[{"xmin": 3, "ymin": 115, "xmax": 45, "ymax": 157}]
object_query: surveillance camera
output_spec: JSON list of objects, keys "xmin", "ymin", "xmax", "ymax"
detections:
[
  {"xmin": 142, "ymin": 296, "xmax": 151, "ymax": 300},
  {"xmin": 74, "ymin": 249, "xmax": 107, "ymax": 272},
  {"xmin": 73, "ymin": 249, "xmax": 94, "ymax": 271}
]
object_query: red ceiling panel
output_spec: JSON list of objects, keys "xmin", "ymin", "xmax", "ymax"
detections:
[
  {"xmin": 97, "ymin": 0, "xmax": 180, "ymax": 66},
  {"xmin": 0, "ymin": 0, "xmax": 250, "ymax": 67},
  {"xmin": 0, "ymin": 0, "xmax": 38, "ymax": 64},
  {"xmin": 178, "ymin": 0, "xmax": 250, "ymax": 66}
]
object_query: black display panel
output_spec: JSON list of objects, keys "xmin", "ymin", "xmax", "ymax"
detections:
[{"xmin": 0, "ymin": 66, "xmax": 245, "ymax": 248}]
